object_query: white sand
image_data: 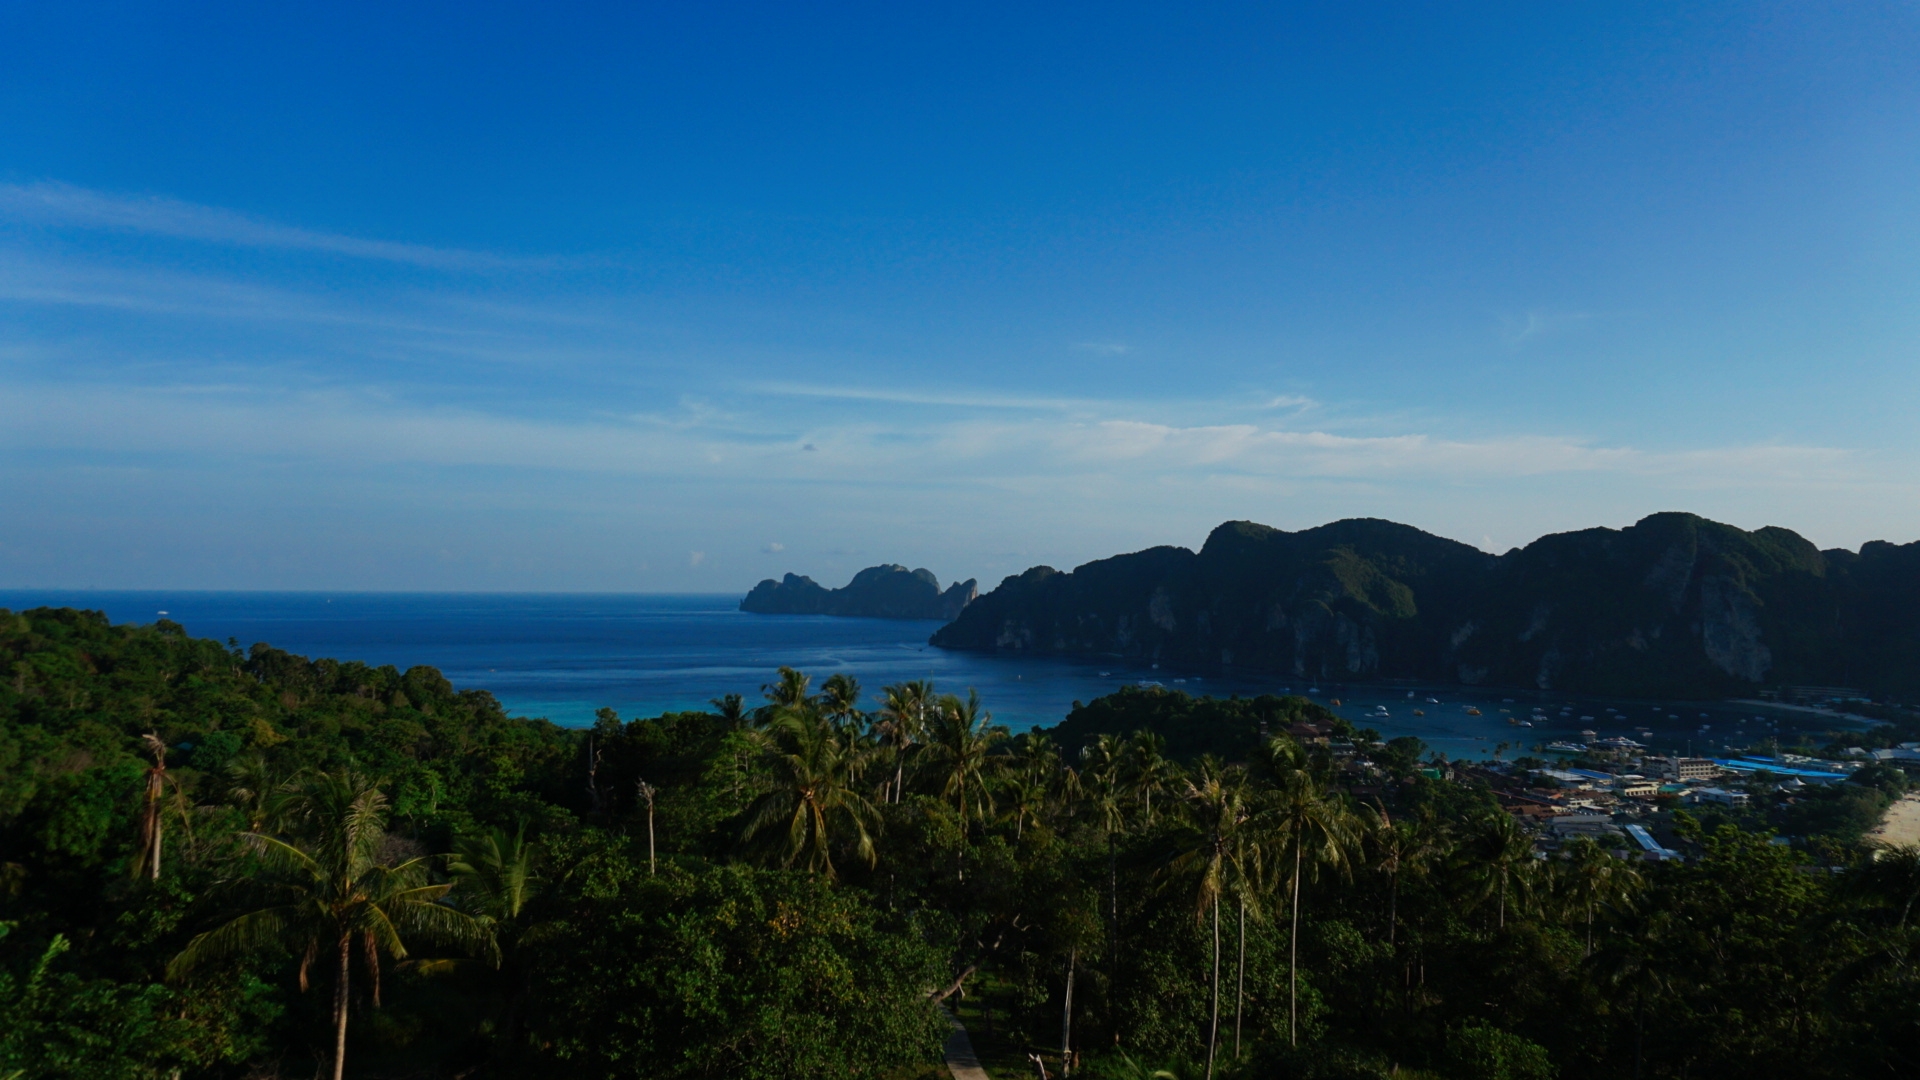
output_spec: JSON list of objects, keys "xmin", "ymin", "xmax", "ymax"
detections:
[{"xmin": 1869, "ymin": 793, "xmax": 1920, "ymax": 848}]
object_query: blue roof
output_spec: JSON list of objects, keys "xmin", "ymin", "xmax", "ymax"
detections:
[
  {"xmin": 1624, "ymin": 823, "xmax": 1680, "ymax": 859},
  {"xmin": 1710, "ymin": 759, "xmax": 1847, "ymax": 782}
]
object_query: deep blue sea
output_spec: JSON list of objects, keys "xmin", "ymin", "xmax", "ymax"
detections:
[{"xmin": 0, "ymin": 590, "xmax": 1849, "ymax": 759}]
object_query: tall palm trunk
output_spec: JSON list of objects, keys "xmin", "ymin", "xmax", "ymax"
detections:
[
  {"xmin": 1387, "ymin": 872, "xmax": 1398, "ymax": 946},
  {"xmin": 956, "ymin": 789, "xmax": 967, "ymax": 884},
  {"xmin": 1289, "ymin": 840, "xmax": 1303, "ymax": 1047},
  {"xmin": 1205, "ymin": 898, "xmax": 1220, "ymax": 1080},
  {"xmin": 332, "ymin": 931, "xmax": 352, "ymax": 1080},
  {"xmin": 1061, "ymin": 946, "xmax": 1075, "ymax": 1076},
  {"xmin": 1107, "ymin": 830, "xmax": 1119, "ymax": 1046},
  {"xmin": 1234, "ymin": 897, "xmax": 1246, "ymax": 1059},
  {"xmin": 637, "ymin": 780, "xmax": 658, "ymax": 875}
]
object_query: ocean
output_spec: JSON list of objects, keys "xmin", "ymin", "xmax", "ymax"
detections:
[{"xmin": 0, "ymin": 590, "xmax": 1847, "ymax": 759}]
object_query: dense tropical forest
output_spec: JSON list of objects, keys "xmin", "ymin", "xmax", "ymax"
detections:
[{"xmin": 2, "ymin": 607, "xmax": 1917, "ymax": 1079}]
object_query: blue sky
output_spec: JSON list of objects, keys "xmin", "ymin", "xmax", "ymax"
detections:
[{"xmin": 3, "ymin": 2, "xmax": 1919, "ymax": 591}]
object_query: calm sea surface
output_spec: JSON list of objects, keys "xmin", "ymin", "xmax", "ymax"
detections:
[{"xmin": 0, "ymin": 590, "xmax": 1851, "ymax": 759}]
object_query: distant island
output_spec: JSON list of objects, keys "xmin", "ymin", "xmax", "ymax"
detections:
[
  {"xmin": 742, "ymin": 564, "xmax": 977, "ymax": 620},
  {"xmin": 932, "ymin": 513, "xmax": 1920, "ymax": 701}
]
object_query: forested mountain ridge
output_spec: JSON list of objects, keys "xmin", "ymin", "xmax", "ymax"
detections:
[
  {"xmin": 931, "ymin": 513, "xmax": 1920, "ymax": 699},
  {"xmin": 742, "ymin": 564, "xmax": 977, "ymax": 619}
]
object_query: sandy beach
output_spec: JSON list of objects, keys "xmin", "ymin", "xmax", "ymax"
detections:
[{"xmin": 1869, "ymin": 793, "xmax": 1920, "ymax": 848}]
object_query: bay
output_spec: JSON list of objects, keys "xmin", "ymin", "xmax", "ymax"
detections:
[{"xmin": 0, "ymin": 590, "xmax": 1845, "ymax": 759}]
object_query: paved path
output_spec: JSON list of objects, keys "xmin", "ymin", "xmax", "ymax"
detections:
[{"xmin": 941, "ymin": 1006, "xmax": 991, "ymax": 1080}]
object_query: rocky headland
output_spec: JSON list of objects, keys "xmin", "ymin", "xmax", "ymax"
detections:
[
  {"xmin": 929, "ymin": 513, "xmax": 1920, "ymax": 700},
  {"xmin": 742, "ymin": 564, "xmax": 977, "ymax": 620}
]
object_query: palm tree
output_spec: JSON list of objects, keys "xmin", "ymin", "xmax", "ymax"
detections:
[
  {"xmin": 925, "ymin": 690, "xmax": 1006, "ymax": 826},
  {"xmin": 1364, "ymin": 803, "xmax": 1443, "ymax": 947},
  {"xmin": 1466, "ymin": 811, "xmax": 1536, "ymax": 931},
  {"xmin": 449, "ymin": 823, "xmax": 542, "ymax": 921},
  {"xmin": 1003, "ymin": 732, "xmax": 1062, "ymax": 841},
  {"xmin": 1554, "ymin": 837, "xmax": 1641, "ymax": 957},
  {"xmin": 877, "ymin": 680, "xmax": 935, "ymax": 803},
  {"xmin": 740, "ymin": 708, "xmax": 880, "ymax": 879},
  {"xmin": 1854, "ymin": 842, "xmax": 1920, "ymax": 929},
  {"xmin": 1128, "ymin": 731, "xmax": 1180, "ymax": 830},
  {"xmin": 761, "ymin": 665, "xmax": 814, "ymax": 720},
  {"xmin": 225, "ymin": 750, "xmax": 298, "ymax": 834},
  {"xmin": 1264, "ymin": 753, "xmax": 1356, "ymax": 1047},
  {"xmin": 450, "ymin": 822, "xmax": 545, "ymax": 1054},
  {"xmin": 133, "ymin": 733, "xmax": 169, "ymax": 881},
  {"xmin": 169, "ymin": 771, "xmax": 496, "ymax": 1080},
  {"xmin": 709, "ymin": 693, "xmax": 747, "ymax": 728},
  {"xmin": 819, "ymin": 673, "xmax": 865, "ymax": 731},
  {"xmin": 1168, "ymin": 757, "xmax": 1252, "ymax": 1079},
  {"xmin": 924, "ymin": 690, "xmax": 1006, "ymax": 883},
  {"xmin": 1082, "ymin": 733, "xmax": 1129, "ymax": 1019}
]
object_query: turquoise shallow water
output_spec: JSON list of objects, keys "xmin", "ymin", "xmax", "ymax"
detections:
[{"xmin": 0, "ymin": 590, "xmax": 1850, "ymax": 758}]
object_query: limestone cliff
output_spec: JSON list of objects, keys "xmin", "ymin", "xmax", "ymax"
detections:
[
  {"xmin": 930, "ymin": 514, "xmax": 1920, "ymax": 699},
  {"xmin": 742, "ymin": 565, "xmax": 976, "ymax": 620}
]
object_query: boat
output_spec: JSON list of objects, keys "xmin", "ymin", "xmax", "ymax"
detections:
[
  {"xmin": 1413, "ymin": 709, "xmax": 1425, "ymax": 716},
  {"xmin": 1331, "ymin": 698, "xmax": 1341, "ymax": 706},
  {"xmin": 1426, "ymin": 697, "xmax": 1440, "ymax": 704},
  {"xmin": 1465, "ymin": 707, "xmax": 1482, "ymax": 716}
]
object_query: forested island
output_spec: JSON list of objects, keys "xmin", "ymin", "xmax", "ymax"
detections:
[
  {"xmin": 934, "ymin": 513, "xmax": 1920, "ymax": 700},
  {"xmin": 3, "ymin": 605, "xmax": 1919, "ymax": 1079},
  {"xmin": 743, "ymin": 564, "xmax": 978, "ymax": 619}
]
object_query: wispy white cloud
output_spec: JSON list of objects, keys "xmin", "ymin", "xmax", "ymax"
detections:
[
  {"xmin": 746, "ymin": 381, "xmax": 1100, "ymax": 411},
  {"xmin": 0, "ymin": 181, "xmax": 547, "ymax": 271},
  {"xmin": 0, "ymin": 380, "xmax": 1865, "ymax": 493},
  {"xmin": 1499, "ymin": 309, "xmax": 1592, "ymax": 346}
]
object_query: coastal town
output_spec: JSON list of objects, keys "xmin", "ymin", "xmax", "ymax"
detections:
[{"xmin": 1287, "ymin": 690, "xmax": 1920, "ymax": 862}]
